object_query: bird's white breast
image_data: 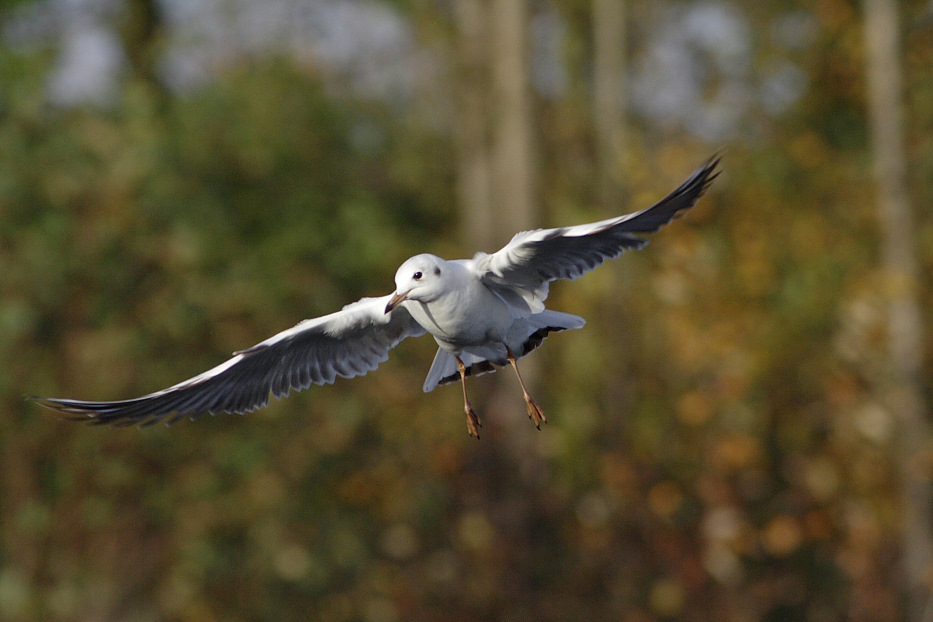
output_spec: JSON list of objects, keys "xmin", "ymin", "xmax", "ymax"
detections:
[{"xmin": 405, "ymin": 265, "xmax": 515, "ymax": 351}]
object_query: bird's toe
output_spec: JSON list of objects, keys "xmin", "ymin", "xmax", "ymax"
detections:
[
  {"xmin": 465, "ymin": 406, "xmax": 482, "ymax": 439},
  {"xmin": 525, "ymin": 396, "xmax": 546, "ymax": 429}
]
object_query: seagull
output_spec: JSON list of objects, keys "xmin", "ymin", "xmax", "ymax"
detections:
[{"xmin": 30, "ymin": 156, "xmax": 719, "ymax": 437}]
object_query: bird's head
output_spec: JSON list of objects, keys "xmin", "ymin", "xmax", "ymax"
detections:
[{"xmin": 385, "ymin": 254, "xmax": 446, "ymax": 313}]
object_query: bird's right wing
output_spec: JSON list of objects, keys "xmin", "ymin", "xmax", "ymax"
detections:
[
  {"xmin": 29, "ymin": 295, "xmax": 426, "ymax": 427},
  {"xmin": 471, "ymin": 155, "xmax": 720, "ymax": 311}
]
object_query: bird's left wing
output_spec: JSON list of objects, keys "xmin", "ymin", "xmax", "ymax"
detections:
[
  {"xmin": 471, "ymin": 155, "xmax": 720, "ymax": 311},
  {"xmin": 29, "ymin": 295, "xmax": 426, "ymax": 427}
]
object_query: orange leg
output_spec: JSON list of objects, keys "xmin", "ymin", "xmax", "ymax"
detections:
[
  {"xmin": 457, "ymin": 356, "xmax": 482, "ymax": 439},
  {"xmin": 507, "ymin": 349, "xmax": 546, "ymax": 429}
]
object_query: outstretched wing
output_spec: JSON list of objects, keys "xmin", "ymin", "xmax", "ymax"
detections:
[
  {"xmin": 471, "ymin": 155, "xmax": 720, "ymax": 311},
  {"xmin": 29, "ymin": 295, "xmax": 426, "ymax": 427}
]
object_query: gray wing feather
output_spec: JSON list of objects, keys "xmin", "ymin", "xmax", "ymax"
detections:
[
  {"xmin": 472, "ymin": 156, "xmax": 720, "ymax": 310},
  {"xmin": 29, "ymin": 295, "xmax": 426, "ymax": 427}
]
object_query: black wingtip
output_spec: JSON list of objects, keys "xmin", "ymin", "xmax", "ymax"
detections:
[
  {"xmin": 702, "ymin": 150, "xmax": 724, "ymax": 185},
  {"xmin": 689, "ymin": 151, "xmax": 723, "ymax": 194},
  {"xmin": 620, "ymin": 152, "xmax": 722, "ymax": 236},
  {"xmin": 28, "ymin": 395, "xmax": 92, "ymax": 418},
  {"xmin": 670, "ymin": 151, "xmax": 722, "ymax": 205},
  {"xmin": 26, "ymin": 395, "xmax": 100, "ymax": 426},
  {"xmin": 25, "ymin": 394, "xmax": 61, "ymax": 412}
]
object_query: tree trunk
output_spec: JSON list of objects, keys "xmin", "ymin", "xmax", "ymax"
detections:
[
  {"xmin": 592, "ymin": 0, "xmax": 627, "ymax": 210},
  {"xmin": 490, "ymin": 0, "xmax": 536, "ymax": 245},
  {"xmin": 453, "ymin": 0, "xmax": 494, "ymax": 250},
  {"xmin": 119, "ymin": 0, "xmax": 165, "ymax": 96},
  {"xmin": 862, "ymin": 0, "xmax": 933, "ymax": 619},
  {"xmin": 592, "ymin": 0, "xmax": 633, "ymax": 438}
]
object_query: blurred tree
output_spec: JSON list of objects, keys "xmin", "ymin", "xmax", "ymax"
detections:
[
  {"xmin": 490, "ymin": 0, "xmax": 535, "ymax": 242},
  {"xmin": 119, "ymin": 0, "xmax": 163, "ymax": 89},
  {"xmin": 862, "ymin": 0, "xmax": 932, "ymax": 619},
  {"xmin": 592, "ymin": 0, "xmax": 627, "ymax": 208},
  {"xmin": 453, "ymin": 0, "xmax": 493, "ymax": 249},
  {"xmin": 2, "ymin": 0, "xmax": 933, "ymax": 620}
]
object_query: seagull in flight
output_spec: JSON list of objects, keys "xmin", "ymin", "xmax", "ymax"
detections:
[{"xmin": 30, "ymin": 156, "xmax": 719, "ymax": 437}]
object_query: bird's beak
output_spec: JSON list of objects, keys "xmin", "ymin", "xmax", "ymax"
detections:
[{"xmin": 385, "ymin": 290, "xmax": 410, "ymax": 314}]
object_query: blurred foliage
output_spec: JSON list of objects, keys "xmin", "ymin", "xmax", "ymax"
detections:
[{"xmin": 1, "ymin": 1, "xmax": 932, "ymax": 621}]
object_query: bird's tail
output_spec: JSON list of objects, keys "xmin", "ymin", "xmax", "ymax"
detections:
[{"xmin": 422, "ymin": 310, "xmax": 585, "ymax": 392}]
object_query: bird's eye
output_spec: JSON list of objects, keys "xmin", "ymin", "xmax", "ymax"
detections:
[{"xmin": 413, "ymin": 271, "xmax": 423, "ymax": 280}]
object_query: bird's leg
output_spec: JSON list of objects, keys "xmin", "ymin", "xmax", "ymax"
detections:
[
  {"xmin": 457, "ymin": 356, "xmax": 482, "ymax": 439},
  {"xmin": 507, "ymin": 348, "xmax": 546, "ymax": 429}
]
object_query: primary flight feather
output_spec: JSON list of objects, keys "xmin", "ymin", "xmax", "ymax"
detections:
[{"xmin": 30, "ymin": 156, "xmax": 720, "ymax": 437}]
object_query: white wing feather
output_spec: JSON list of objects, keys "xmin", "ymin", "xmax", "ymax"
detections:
[
  {"xmin": 30, "ymin": 295, "xmax": 426, "ymax": 426},
  {"xmin": 471, "ymin": 156, "xmax": 720, "ymax": 311}
]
